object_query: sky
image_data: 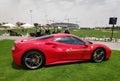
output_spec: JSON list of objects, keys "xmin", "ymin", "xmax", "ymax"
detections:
[{"xmin": 0, "ymin": 0, "xmax": 120, "ymax": 27}]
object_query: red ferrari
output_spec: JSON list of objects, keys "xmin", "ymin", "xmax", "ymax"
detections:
[{"xmin": 12, "ymin": 33, "xmax": 111, "ymax": 69}]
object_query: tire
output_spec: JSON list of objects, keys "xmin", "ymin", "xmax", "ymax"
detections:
[
  {"xmin": 22, "ymin": 51, "xmax": 45, "ymax": 70},
  {"xmin": 92, "ymin": 48, "xmax": 105, "ymax": 63}
]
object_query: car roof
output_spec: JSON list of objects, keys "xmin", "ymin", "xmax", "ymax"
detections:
[{"xmin": 32, "ymin": 33, "xmax": 79, "ymax": 40}]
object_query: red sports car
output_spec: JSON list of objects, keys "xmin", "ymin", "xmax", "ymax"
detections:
[{"xmin": 12, "ymin": 33, "xmax": 111, "ymax": 69}]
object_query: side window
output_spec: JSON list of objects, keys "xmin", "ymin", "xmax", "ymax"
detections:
[
  {"xmin": 70, "ymin": 37, "xmax": 85, "ymax": 45},
  {"xmin": 53, "ymin": 36, "xmax": 85, "ymax": 45},
  {"xmin": 53, "ymin": 37, "xmax": 72, "ymax": 44}
]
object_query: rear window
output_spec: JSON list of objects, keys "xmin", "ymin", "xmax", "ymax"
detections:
[{"xmin": 32, "ymin": 34, "xmax": 53, "ymax": 40}]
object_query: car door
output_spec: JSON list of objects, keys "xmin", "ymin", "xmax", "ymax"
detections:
[{"xmin": 53, "ymin": 36, "xmax": 90, "ymax": 61}]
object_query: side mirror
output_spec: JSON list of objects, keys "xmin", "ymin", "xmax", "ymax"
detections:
[{"xmin": 88, "ymin": 41, "xmax": 93, "ymax": 44}]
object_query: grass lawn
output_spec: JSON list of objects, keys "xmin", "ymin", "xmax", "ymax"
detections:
[
  {"xmin": 0, "ymin": 28, "xmax": 120, "ymax": 38},
  {"xmin": 0, "ymin": 40, "xmax": 120, "ymax": 81},
  {"xmin": 70, "ymin": 29, "xmax": 120, "ymax": 38}
]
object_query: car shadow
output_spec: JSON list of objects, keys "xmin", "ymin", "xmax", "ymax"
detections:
[
  {"xmin": 45, "ymin": 59, "xmax": 110, "ymax": 68},
  {"xmin": 45, "ymin": 60, "xmax": 91, "ymax": 68},
  {"xmin": 11, "ymin": 62, "xmax": 28, "ymax": 70},
  {"xmin": 12, "ymin": 59, "xmax": 109, "ymax": 70},
  {"xmin": 11, "ymin": 61, "xmax": 90, "ymax": 70}
]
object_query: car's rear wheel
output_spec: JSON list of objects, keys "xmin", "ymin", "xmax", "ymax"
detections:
[
  {"xmin": 92, "ymin": 48, "xmax": 105, "ymax": 63},
  {"xmin": 22, "ymin": 51, "xmax": 45, "ymax": 70}
]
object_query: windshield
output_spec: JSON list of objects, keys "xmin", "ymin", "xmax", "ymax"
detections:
[{"xmin": 87, "ymin": 41, "xmax": 93, "ymax": 44}]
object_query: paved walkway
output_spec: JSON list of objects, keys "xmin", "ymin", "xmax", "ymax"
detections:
[{"xmin": 0, "ymin": 36, "xmax": 120, "ymax": 51}]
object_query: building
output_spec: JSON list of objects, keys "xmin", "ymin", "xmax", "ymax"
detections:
[{"xmin": 51, "ymin": 22, "xmax": 79, "ymax": 29}]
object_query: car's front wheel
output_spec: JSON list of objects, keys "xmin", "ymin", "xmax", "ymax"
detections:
[
  {"xmin": 22, "ymin": 51, "xmax": 45, "ymax": 70},
  {"xmin": 92, "ymin": 48, "xmax": 106, "ymax": 63}
]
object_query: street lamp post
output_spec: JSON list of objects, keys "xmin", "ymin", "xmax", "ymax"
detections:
[
  {"xmin": 30, "ymin": 10, "xmax": 32, "ymax": 25},
  {"xmin": 110, "ymin": 24, "xmax": 115, "ymax": 41}
]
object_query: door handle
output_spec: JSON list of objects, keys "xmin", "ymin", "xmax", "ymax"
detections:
[{"xmin": 45, "ymin": 42, "xmax": 57, "ymax": 48}]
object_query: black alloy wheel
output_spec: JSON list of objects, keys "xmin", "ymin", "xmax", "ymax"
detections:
[
  {"xmin": 23, "ymin": 51, "xmax": 45, "ymax": 69},
  {"xmin": 92, "ymin": 48, "xmax": 106, "ymax": 63}
]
